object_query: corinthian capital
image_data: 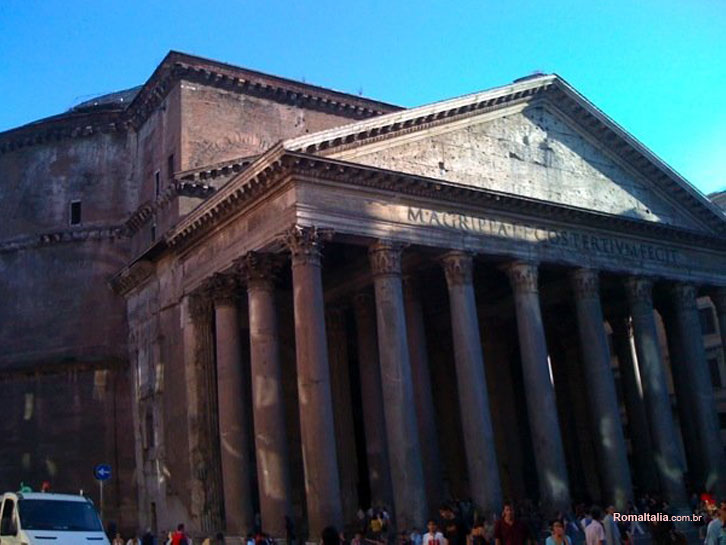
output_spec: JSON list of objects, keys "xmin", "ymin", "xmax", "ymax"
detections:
[
  {"xmin": 206, "ymin": 272, "xmax": 241, "ymax": 306},
  {"xmin": 188, "ymin": 289, "xmax": 214, "ymax": 322},
  {"xmin": 505, "ymin": 261, "xmax": 539, "ymax": 294},
  {"xmin": 570, "ymin": 268, "xmax": 600, "ymax": 300},
  {"xmin": 625, "ymin": 276, "xmax": 653, "ymax": 307},
  {"xmin": 441, "ymin": 251, "xmax": 474, "ymax": 287},
  {"xmin": 368, "ymin": 241, "xmax": 404, "ymax": 277},
  {"xmin": 235, "ymin": 251, "xmax": 280, "ymax": 290},
  {"xmin": 282, "ymin": 225, "xmax": 334, "ymax": 267}
]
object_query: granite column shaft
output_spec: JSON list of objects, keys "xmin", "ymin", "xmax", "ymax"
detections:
[
  {"xmin": 506, "ymin": 261, "xmax": 571, "ymax": 513},
  {"xmin": 285, "ymin": 226, "xmax": 343, "ymax": 537},
  {"xmin": 185, "ymin": 292, "xmax": 224, "ymax": 533},
  {"xmin": 570, "ymin": 269, "xmax": 632, "ymax": 509},
  {"xmin": 666, "ymin": 283, "xmax": 725, "ymax": 496},
  {"xmin": 712, "ymin": 289, "xmax": 726, "ymax": 362},
  {"xmin": 625, "ymin": 277, "xmax": 687, "ymax": 508},
  {"xmin": 442, "ymin": 252, "xmax": 502, "ymax": 514},
  {"xmin": 610, "ymin": 316, "xmax": 660, "ymax": 494},
  {"xmin": 243, "ymin": 253, "xmax": 293, "ymax": 538},
  {"xmin": 403, "ymin": 277, "xmax": 444, "ymax": 510},
  {"xmin": 326, "ymin": 306, "xmax": 360, "ymax": 522},
  {"xmin": 369, "ymin": 241, "xmax": 427, "ymax": 530},
  {"xmin": 353, "ymin": 292, "xmax": 394, "ymax": 510},
  {"xmin": 210, "ymin": 273, "xmax": 255, "ymax": 536}
]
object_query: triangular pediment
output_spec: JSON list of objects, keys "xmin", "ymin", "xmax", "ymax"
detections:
[
  {"xmin": 285, "ymin": 75, "xmax": 726, "ymax": 236},
  {"xmin": 332, "ymin": 104, "xmax": 702, "ymax": 229}
]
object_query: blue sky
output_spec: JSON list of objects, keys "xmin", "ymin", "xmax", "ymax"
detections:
[{"xmin": 1, "ymin": 0, "xmax": 724, "ymax": 194}]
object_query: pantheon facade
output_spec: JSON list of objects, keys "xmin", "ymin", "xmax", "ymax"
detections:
[{"xmin": 2, "ymin": 52, "xmax": 726, "ymax": 539}]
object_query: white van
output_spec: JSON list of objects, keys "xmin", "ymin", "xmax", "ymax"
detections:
[{"xmin": 0, "ymin": 491, "xmax": 110, "ymax": 545}]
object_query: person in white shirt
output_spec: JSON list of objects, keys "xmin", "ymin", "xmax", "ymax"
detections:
[
  {"xmin": 584, "ymin": 507, "xmax": 605, "ymax": 545},
  {"xmin": 423, "ymin": 520, "xmax": 447, "ymax": 545}
]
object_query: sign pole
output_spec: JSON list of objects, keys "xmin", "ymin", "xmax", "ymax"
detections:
[{"xmin": 93, "ymin": 463, "xmax": 111, "ymax": 524}]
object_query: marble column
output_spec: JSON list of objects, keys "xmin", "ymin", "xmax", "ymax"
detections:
[
  {"xmin": 711, "ymin": 288, "xmax": 726, "ymax": 359},
  {"xmin": 186, "ymin": 291, "xmax": 224, "ymax": 533},
  {"xmin": 660, "ymin": 300, "xmax": 702, "ymax": 485},
  {"xmin": 625, "ymin": 277, "xmax": 688, "ymax": 508},
  {"xmin": 403, "ymin": 276, "xmax": 444, "ymax": 510},
  {"xmin": 353, "ymin": 291, "xmax": 394, "ymax": 510},
  {"xmin": 442, "ymin": 252, "xmax": 502, "ymax": 514},
  {"xmin": 505, "ymin": 261, "xmax": 571, "ymax": 513},
  {"xmin": 610, "ymin": 316, "xmax": 660, "ymax": 494},
  {"xmin": 369, "ymin": 241, "xmax": 427, "ymax": 530},
  {"xmin": 209, "ymin": 273, "xmax": 255, "ymax": 535},
  {"xmin": 241, "ymin": 253, "xmax": 293, "ymax": 538},
  {"xmin": 326, "ymin": 306, "xmax": 359, "ymax": 521},
  {"xmin": 570, "ymin": 269, "xmax": 633, "ymax": 509},
  {"xmin": 283, "ymin": 226, "xmax": 343, "ymax": 537},
  {"xmin": 666, "ymin": 283, "xmax": 726, "ymax": 496}
]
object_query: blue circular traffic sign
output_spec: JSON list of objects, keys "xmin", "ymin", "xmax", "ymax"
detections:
[{"xmin": 93, "ymin": 464, "xmax": 112, "ymax": 481}]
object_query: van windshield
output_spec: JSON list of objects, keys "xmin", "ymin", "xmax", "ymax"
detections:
[{"xmin": 18, "ymin": 499, "xmax": 103, "ymax": 532}]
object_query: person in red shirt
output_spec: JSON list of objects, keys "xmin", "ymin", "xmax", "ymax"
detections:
[
  {"xmin": 171, "ymin": 523, "xmax": 190, "ymax": 545},
  {"xmin": 494, "ymin": 502, "xmax": 531, "ymax": 545}
]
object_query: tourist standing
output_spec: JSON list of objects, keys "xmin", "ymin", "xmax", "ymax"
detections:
[
  {"xmin": 584, "ymin": 507, "xmax": 605, "ymax": 545},
  {"xmin": 171, "ymin": 523, "xmax": 191, "ymax": 545},
  {"xmin": 141, "ymin": 528, "xmax": 156, "ymax": 545},
  {"xmin": 602, "ymin": 506, "xmax": 621, "ymax": 545},
  {"xmin": 423, "ymin": 520, "xmax": 447, "ymax": 545},
  {"xmin": 494, "ymin": 502, "xmax": 531, "ymax": 545},
  {"xmin": 467, "ymin": 522, "xmax": 488, "ymax": 545},
  {"xmin": 705, "ymin": 501, "xmax": 726, "ymax": 545},
  {"xmin": 410, "ymin": 527, "xmax": 423, "ymax": 545},
  {"xmin": 545, "ymin": 519, "xmax": 571, "ymax": 545}
]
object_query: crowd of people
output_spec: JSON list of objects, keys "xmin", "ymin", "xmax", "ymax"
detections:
[
  {"xmin": 110, "ymin": 523, "xmax": 224, "ymax": 545},
  {"xmin": 109, "ymin": 492, "xmax": 726, "ymax": 545},
  {"xmin": 324, "ymin": 493, "xmax": 726, "ymax": 545}
]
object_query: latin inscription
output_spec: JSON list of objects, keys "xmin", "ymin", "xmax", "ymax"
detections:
[{"xmin": 407, "ymin": 206, "xmax": 680, "ymax": 265}]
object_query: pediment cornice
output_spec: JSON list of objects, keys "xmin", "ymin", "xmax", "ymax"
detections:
[{"xmin": 284, "ymin": 75, "xmax": 726, "ymax": 236}]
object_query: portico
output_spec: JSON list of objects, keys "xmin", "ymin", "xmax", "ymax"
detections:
[{"xmin": 114, "ymin": 73, "xmax": 726, "ymax": 538}]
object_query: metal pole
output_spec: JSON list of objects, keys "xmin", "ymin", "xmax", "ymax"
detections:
[{"xmin": 100, "ymin": 480, "xmax": 104, "ymax": 522}]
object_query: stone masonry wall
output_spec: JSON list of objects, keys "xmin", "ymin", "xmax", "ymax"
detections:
[{"xmin": 180, "ymin": 82, "xmax": 357, "ymax": 170}]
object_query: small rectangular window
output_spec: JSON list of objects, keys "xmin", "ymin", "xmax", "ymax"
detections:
[
  {"xmin": 154, "ymin": 170, "xmax": 161, "ymax": 197},
  {"xmin": 145, "ymin": 410, "xmax": 155, "ymax": 448},
  {"xmin": 700, "ymin": 308, "xmax": 717, "ymax": 335},
  {"xmin": 709, "ymin": 358, "xmax": 722, "ymax": 388},
  {"xmin": 167, "ymin": 153, "xmax": 175, "ymax": 179},
  {"xmin": 69, "ymin": 201, "xmax": 81, "ymax": 225}
]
